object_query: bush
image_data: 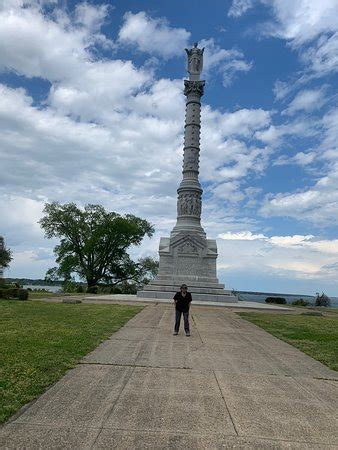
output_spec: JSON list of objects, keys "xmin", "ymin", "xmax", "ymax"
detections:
[
  {"xmin": 76, "ymin": 285, "xmax": 84, "ymax": 293},
  {"xmin": 0, "ymin": 288, "xmax": 19, "ymax": 299},
  {"xmin": 265, "ymin": 297, "xmax": 286, "ymax": 304},
  {"xmin": 118, "ymin": 281, "xmax": 138, "ymax": 294},
  {"xmin": 0, "ymin": 287, "xmax": 28, "ymax": 300},
  {"xmin": 292, "ymin": 299, "xmax": 309, "ymax": 306},
  {"xmin": 315, "ymin": 293, "xmax": 331, "ymax": 307},
  {"xmin": 18, "ymin": 289, "xmax": 29, "ymax": 300},
  {"xmin": 301, "ymin": 311, "xmax": 323, "ymax": 316},
  {"xmin": 86, "ymin": 286, "xmax": 98, "ymax": 294},
  {"xmin": 0, "ymin": 289, "xmax": 10, "ymax": 299},
  {"xmin": 62, "ymin": 280, "xmax": 78, "ymax": 293},
  {"xmin": 109, "ymin": 286, "xmax": 122, "ymax": 294}
]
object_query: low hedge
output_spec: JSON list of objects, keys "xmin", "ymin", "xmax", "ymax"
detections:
[
  {"xmin": 292, "ymin": 299, "xmax": 310, "ymax": 306},
  {"xmin": 265, "ymin": 297, "xmax": 287, "ymax": 304},
  {"xmin": 86, "ymin": 286, "xmax": 98, "ymax": 294},
  {"xmin": 0, "ymin": 288, "xmax": 29, "ymax": 300},
  {"xmin": 18, "ymin": 289, "xmax": 29, "ymax": 300}
]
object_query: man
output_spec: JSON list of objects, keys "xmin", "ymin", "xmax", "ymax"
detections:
[{"xmin": 173, "ymin": 284, "xmax": 192, "ymax": 336}]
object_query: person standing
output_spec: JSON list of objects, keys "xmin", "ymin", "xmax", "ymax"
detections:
[{"xmin": 173, "ymin": 284, "xmax": 192, "ymax": 336}]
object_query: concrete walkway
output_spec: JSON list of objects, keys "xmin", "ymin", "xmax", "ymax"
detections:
[{"xmin": 1, "ymin": 304, "xmax": 337, "ymax": 449}]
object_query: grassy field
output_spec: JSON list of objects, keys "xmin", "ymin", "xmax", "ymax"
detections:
[
  {"xmin": 238, "ymin": 311, "xmax": 338, "ymax": 371},
  {"xmin": 0, "ymin": 300, "xmax": 143, "ymax": 423},
  {"xmin": 27, "ymin": 291, "xmax": 87, "ymax": 299}
]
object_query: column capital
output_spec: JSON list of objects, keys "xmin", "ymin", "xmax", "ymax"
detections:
[{"xmin": 184, "ymin": 80, "xmax": 205, "ymax": 97}]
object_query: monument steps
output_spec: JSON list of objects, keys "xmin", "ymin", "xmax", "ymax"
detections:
[
  {"xmin": 141, "ymin": 284, "xmax": 233, "ymax": 295},
  {"xmin": 137, "ymin": 290, "xmax": 238, "ymax": 303},
  {"xmin": 150, "ymin": 278, "xmax": 225, "ymax": 289}
]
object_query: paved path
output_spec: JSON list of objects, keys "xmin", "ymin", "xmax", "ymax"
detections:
[{"xmin": 1, "ymin": 305, "xmax": 337, "ymax": 449}]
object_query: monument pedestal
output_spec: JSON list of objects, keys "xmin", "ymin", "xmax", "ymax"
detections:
[{"xmin": 138, "ymin": 233, "xmax": 238, "ymax": 303}]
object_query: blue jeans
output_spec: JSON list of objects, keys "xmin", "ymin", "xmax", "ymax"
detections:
[{"xmin": 174, "ymin": 309, "xmax": 190, "ymax": 333}]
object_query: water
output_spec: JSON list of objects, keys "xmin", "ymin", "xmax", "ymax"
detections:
[
  {"xmin": 238, "ymin": 291, "xmax": 338, "ymax": 308},
  {"xmin": 23, "ymin": 284, "xmax": 63, "ymax": 293}
]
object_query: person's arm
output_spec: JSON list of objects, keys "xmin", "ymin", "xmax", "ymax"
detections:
[{"xmin": 173, "ymin": 292, "xmax": 178, "ymax": 305}]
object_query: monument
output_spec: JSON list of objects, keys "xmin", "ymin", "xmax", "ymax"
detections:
[{"xmin": 138, "ymin": 44, "xmax": 238, "ymax": 303}]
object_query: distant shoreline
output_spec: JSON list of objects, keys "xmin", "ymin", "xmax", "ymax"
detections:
[{"xmin": 5, "ymin": 278, "xmax": 337, "ymax": 306}]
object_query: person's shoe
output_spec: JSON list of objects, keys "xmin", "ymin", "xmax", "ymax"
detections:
[
  {"xmin": 185, "ymin": 332, "xmax": 190, "ymax": 337},
  {"xmin": 173, "ymin": 331, "xmax": 178, "ymax": 335}
]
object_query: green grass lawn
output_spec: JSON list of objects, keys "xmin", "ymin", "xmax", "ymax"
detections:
[
  {"xmin": 27, "ymin": 291, "xmax": 60, "ymax": 299},
  {"xmin": 27, "ymin": 291, "xmax": 87, "ymax": 299},
  {"xmin": 238, "ymin": 311, "xmax": 338, "ymax": 371},
  {"xmin": 0, "ymin": 300, "xmax": 143, "ymax": 423}
]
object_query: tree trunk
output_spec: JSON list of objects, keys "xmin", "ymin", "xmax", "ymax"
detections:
[{"xmin": 86, "ymin": 278, "xmax": 97, "ymax": 287}]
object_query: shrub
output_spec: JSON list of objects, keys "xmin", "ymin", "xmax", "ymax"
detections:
[
  {"xmin": 18, "ymin": 289, "xmax": 29, "ymax": 300},
  {"xmin": 0, "ymin": 288, "xmax": 19, "ymax": 298},
  {"xmin": 76, "ymin": 285, "xmax": 84, "ymax": 293},
  {"xmin": 265, "ymin": 297, "xmax": 287, "ymax": 304},
  {"xmin": 292, "ymin": 299, "xmax": 309, "ymax": 306},
  {"xmin": 315, "ymin": 293, "xmax": 331, "ymax": 307},
  {"xmin": 109, "ymin": 286, "xmax": 122, "ymax": 294},
  {"xmin": 62, "ymin": 280, "xmax": 78, "ymax": 293},
  {"xmin": 0, "ymin": 289, "xmax": 10, "ymax": 299},
  {"xmin": 86, "ymin": 286, "xmax": 98, "ymax": 294},
  {"xmin": 301, "ymin": 311, "xmax": 323, "ymax": 316},
  {"xmin": 118, "ymin": 281, "xmax": 137, "ymax": 294}
]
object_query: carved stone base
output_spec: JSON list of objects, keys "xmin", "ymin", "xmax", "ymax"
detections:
[{"xmin": 137, "ymin": 232, "xmax": 238, "ymax": 303}]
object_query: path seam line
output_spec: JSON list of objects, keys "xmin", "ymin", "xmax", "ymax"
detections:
[{"xmin": 213, "ymin": 371, "xmax": 239, "ymax": 436}]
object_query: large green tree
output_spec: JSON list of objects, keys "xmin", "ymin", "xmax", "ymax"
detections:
[
  {"xmin": 39, "ymin": 202, "xmax": 155, "ymax": 287},
  {"xmin": 0, "ymin": 246, "xmax": 12, "ymax": 269}
]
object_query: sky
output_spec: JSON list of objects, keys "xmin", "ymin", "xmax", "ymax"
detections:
[{"xmin": 0, "ymin": 0, "xmax": 338, "ymax": 296}]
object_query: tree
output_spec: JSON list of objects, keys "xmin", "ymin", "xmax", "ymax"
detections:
[
  {"xmin": 137, "ymin": 256, "xmax": 159, "ymax": 285},
  {"xmin": 0, "ymin": 246, "xmax": 12, "ymax": 269},
  {"xmin": 39, "ymin": 202, "xmax": 154, "ymax": 287},
  {"xmin": 315, "ymin": 292, "xmax": 331, "ymax": 307}
]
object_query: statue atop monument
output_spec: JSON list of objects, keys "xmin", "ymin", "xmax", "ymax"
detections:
[{"xmin": 185, "ymin": 42, "xmax": 204, "ymax": 80}]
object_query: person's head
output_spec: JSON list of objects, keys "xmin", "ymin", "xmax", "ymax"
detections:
[{"xmin": 180, "ymin": 284, "xmax": 188, "ymax": 293}]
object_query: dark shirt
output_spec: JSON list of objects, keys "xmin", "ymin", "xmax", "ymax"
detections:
[{"xmin": 174, "ymin": 292, "xmax": 192, "ymax": 312}]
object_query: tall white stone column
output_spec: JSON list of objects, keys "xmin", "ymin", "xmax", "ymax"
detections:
[{"xmin": 137, "ymin": 43, "xmax": 238, "ymax": 303}]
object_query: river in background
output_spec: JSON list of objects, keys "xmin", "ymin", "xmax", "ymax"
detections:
[
  {"xmin": 238, "ymin": 291, "xmax": 338, "ymax": 308},
  {"xmin": 24, "ymin": 284, "xmax": 63, "ymax": 293},
  {"xmin": 23, "ymin": 284, "xmax": 338, "ymax": 308}
]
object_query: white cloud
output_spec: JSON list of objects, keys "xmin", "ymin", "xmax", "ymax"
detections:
[
  {"xmin": 217, "ymin": 231, "xmax": 338, "ymax": 290},
  {"xmin": 259, "ymin": 0, "xmax": 338, "ymax": 46},
  {"xmin": 283, "ymin": 87, "xmax": 327, "ymax": 115},
  {"xmin": 301, "ymin": 32, "xmax": 338, "ymax": 77},
  {"xmin": 74, "ymin": 2, "xmax": 110, "ymax": 32},
  {"xmin": 218, "ymin": 231, "xmax": 316, "ymax": 248},
  {"xmin": 255, "ymin": 118, "xmax": 320, "ymax": 146},
  {"xmin": 228, "ymin": 0, "xmax": 255, "ymax": 18},
  {"xmin": 228, "ymin": 0, "xmax": 338, "ymax": 77},
  {"xmin": 273, "ymin": 151, "xmax": 317, "ymax": 167},
  {"xmin": 261, "ymin": 104, "xmax": 338, "ymax": 224},
  {"xmin": 0, "ymin": 1, "xmax": 114, "ymax": 81},
  {"xmin": 118, "ymin": 11, "xmax": 190, "ymax": 58},
  {"xmin": 260, "ymin": 162, "xmax": 338, "ymax": 224},
  {"xmin": 219, "ymin": 231, "xmax": 266, "ymax": 240},
  {"xmin": 199, "ymin": 38, "xmax": 252, "ymax": 86}
]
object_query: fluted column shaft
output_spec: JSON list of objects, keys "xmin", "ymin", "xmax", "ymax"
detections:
[{"xmin": 171, "ymin": 80, "xmax": 206, "ymax": 237}]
